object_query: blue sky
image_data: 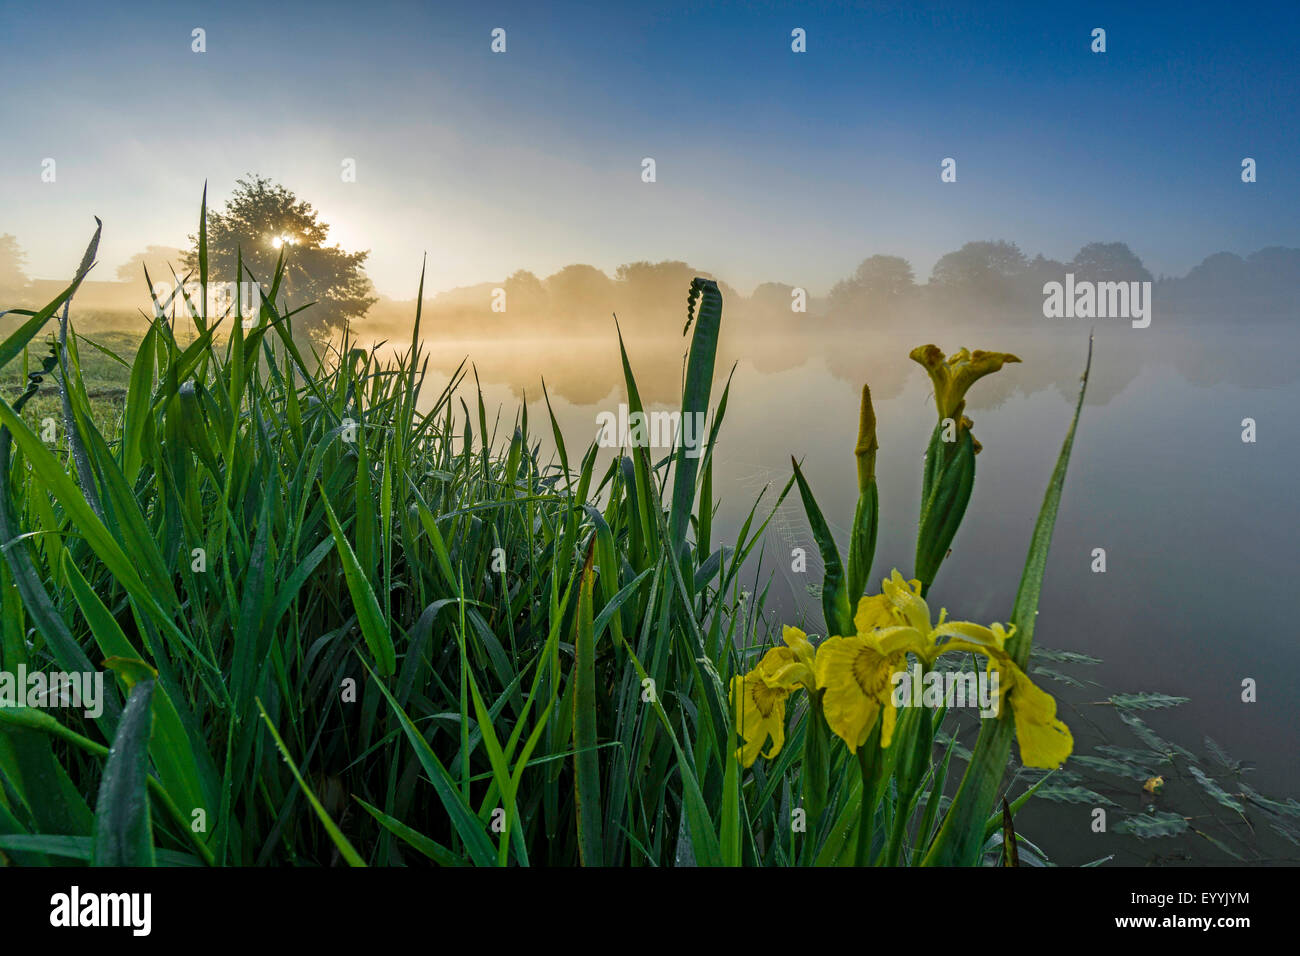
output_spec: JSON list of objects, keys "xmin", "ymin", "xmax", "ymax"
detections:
[{"xmin": 1, "ymin": 0, "xmax": 1295, "ymax": 297}]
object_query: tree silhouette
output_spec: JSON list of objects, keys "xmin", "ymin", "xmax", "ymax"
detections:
[
  {"xmin": 543, "ymin": 264, "xmax": 614, "ymax": 330},
  {"xmin": 0, "ymin": 234, "xmax": 29, "ymax": 302},
  {"xmin": 503, "ymin": 269, "xmax": 549, "ymax": 315},
  {"xmin": 930, "ymin": 241, "xmax": 1027, "ymax": 299},
  {"xmin": 828, "ymin": 255, "xmax": 916, "ymax": 320},
  {"xmin": 1070, "ymin": 242, "xmax": 1153, "ymax": 282},
  {"xmin": 185, "ymin": 176, "xmax": 376, "ymax": 340}
]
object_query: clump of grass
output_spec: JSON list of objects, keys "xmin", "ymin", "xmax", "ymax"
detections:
[{"xmin": 0, "ymin": 201, "xmax": 794, "ymax": 866}]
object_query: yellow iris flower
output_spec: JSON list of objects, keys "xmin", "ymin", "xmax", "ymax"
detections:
[
  {"xmin": 930, "ymin": 631, "xmax": 1073, "ymax": 769},
  {"xmin": 731, "ymin": 667, "xmax": 788, "ymax": 768},
  {"xmin": 909, "ymin": 345, "xmax": 1021, "ymax": 424},
  {"xmin": 816, "ymin": 572, "xmax": 929, "ymax": 751},
  {"xmin": 916, "ymin": 583, "xmax": 1074, "ymax": 770},
  {"xmin": 814, "ymin": 570, "xmax": 1073, "ymax": 770},
  {"xmin": 731, "ymin": 626, "xmax": 818, "ymax": 767},
  {"xmin": 1000, "ymin": 662, "xmax": 1073, "ymax": 769},
  {"xmin": 763, "ymin": 626, "xmax": 818, "ymax": 693},
  {"xmin": 815, "ymin": 625, "xmax": 929, "ymax": 751},
  {"xmin": 737, "ymin": 570, "xmax": 1073, "ymax": 771}
]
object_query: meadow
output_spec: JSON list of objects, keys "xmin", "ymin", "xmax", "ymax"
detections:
[{"xmin": 0, "ymin": 204, "xmax": 1294, "ymax": 868}]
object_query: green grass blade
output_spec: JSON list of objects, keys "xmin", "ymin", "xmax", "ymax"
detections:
[
  {"xmin": 572, "ymin": 541, "xmax": 604, "ymax": 865},
  {"xmin": 256, "ymin": 698, "xmax": 366, "ymax": 867},
  {"xmin": 92, "ymin": 680, "xmax": 156, "ymax": 867},
  {"xmin": 363, "ymin": 660, "xmax": 499, "ymax": 867},
  {"xmin": 353, "ymin": 796, "xmax": 463, "ymax": 866},
  {"xmin": 320, "ymin": 489, "xmax": 396, "ymax": 677}
]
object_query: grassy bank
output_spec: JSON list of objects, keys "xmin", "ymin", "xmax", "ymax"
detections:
[
  {"xmin": 0, "ymin": 215, "xmax": 801, "ymax": 867},
  {"xmin": 2, "ymin": 207, "xmax": 1293, "ymax": 868}
]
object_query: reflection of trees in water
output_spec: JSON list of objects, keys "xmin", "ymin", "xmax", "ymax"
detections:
[
  {"xmin": 407, "ymin": 321, "xmax": 1300, "ymax": 410},
  {"xmin": 364, "ymin": 237, "xmax": 1296, "ymax": 407}
]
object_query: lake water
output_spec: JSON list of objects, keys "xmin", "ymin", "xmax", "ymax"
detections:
[{"xmin": 406, "ymin": 318, "xmax": 1299, "ymax": 865}]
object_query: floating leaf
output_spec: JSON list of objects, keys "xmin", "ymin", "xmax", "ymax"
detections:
[
  {"xmin": 1114, "ymin": 811, "xmax": 1188, "ymax": 839},
  {"xmin": 1035, "ymin": 783, "xmax": 1117, "ymax": 807},
  {"xmin": 1240, "ymin": 785, "xmax": 1300, "ymax": 818},
  {"xmin": 1188, "ymin": 765, "xmax": 1244, "ymax": 813},
  {"xmin": 1069, "ymin": 755, "xmax": 1150, "ymax": 781},
  {"xmin": 1118, "ymin": 711, "xmax": 1194, "ymax": 759},
  {"xmin": 1032, "ymin": 666, "xmax": 1086, "ymax": 688},
  {"xmin": 1031, "ymin": 647, "xmax": 1102, "ymax": 666},
  {"xmin": 1095, "ymin": 744, "xmax": 1165, "ymax": 771},
  {"xmin": 1109, "ymin": 692, "xmax": 1189, "ymax": 711}
]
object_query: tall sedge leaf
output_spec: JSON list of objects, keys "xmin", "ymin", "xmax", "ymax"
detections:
[
  {"xmin": 668, "ymin": 278, "xmax": 722, "ymax": 548},
  {"xmin": 720, "ymin": 716, "xmax": 742, "ymax": 866},
  {"xmin": 256, "ymin": 699, "xmax": 365, "ymax": 867},
  {"xmin": 320, "ymin": 489, "xmax": 396, "ymax": 677},
  {"xmin": 198, "ymin": 183, "xmax": 208, "ymax": 324},
  {"xmin": 614, "ymin": 323, "xmax": 656, "ymax": 563},
  {"xmin": 0, "ymin": 703, "xmax": 212, "ymax": 865},
  {"xmin": 1004, "ymin": 338, "xmax": 1094, "ymax": 668},
  {"xmin": 791, "ymin": 458, "xmax": 852, "ymax": 637},
  {"xmin": 613, "ymin": 625, "xmax": 723, "ymax": 867},
  {"xmin": 0, "ymin": 426, "xmax": 121, "ymax": 731},
  {"xmin": 121, "ymin": 321, "xmax": 159, "ymax": 485},
  {"xmin": 353, "ymin": 797, "xmax": 462, "ymax": 867},
  {"xmin": 572, "ymin": 541, "xmax": 603, "ymax": 865},
  {"xmin": 363, "ymin": 660, "xmax": 499, "ymax": 867},
  {"xmin": 0, "ymin": 398, "xmax": 154, "ymax": 606},
  {"xmin": 465, "ymin": 668, "xmax": 526, "ymax": 867},
  {"xmin": 63, "ymin": 553, "xmax": 210, "ymax": 828},
  {"xmin": 92, "ymin": 680, "xmax": 156, "ymax": 867}
]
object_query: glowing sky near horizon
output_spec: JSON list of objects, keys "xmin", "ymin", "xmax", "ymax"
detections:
[{"xmin": 1, "ymin": 0, "xmax": 1296, "ymax": 299}]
